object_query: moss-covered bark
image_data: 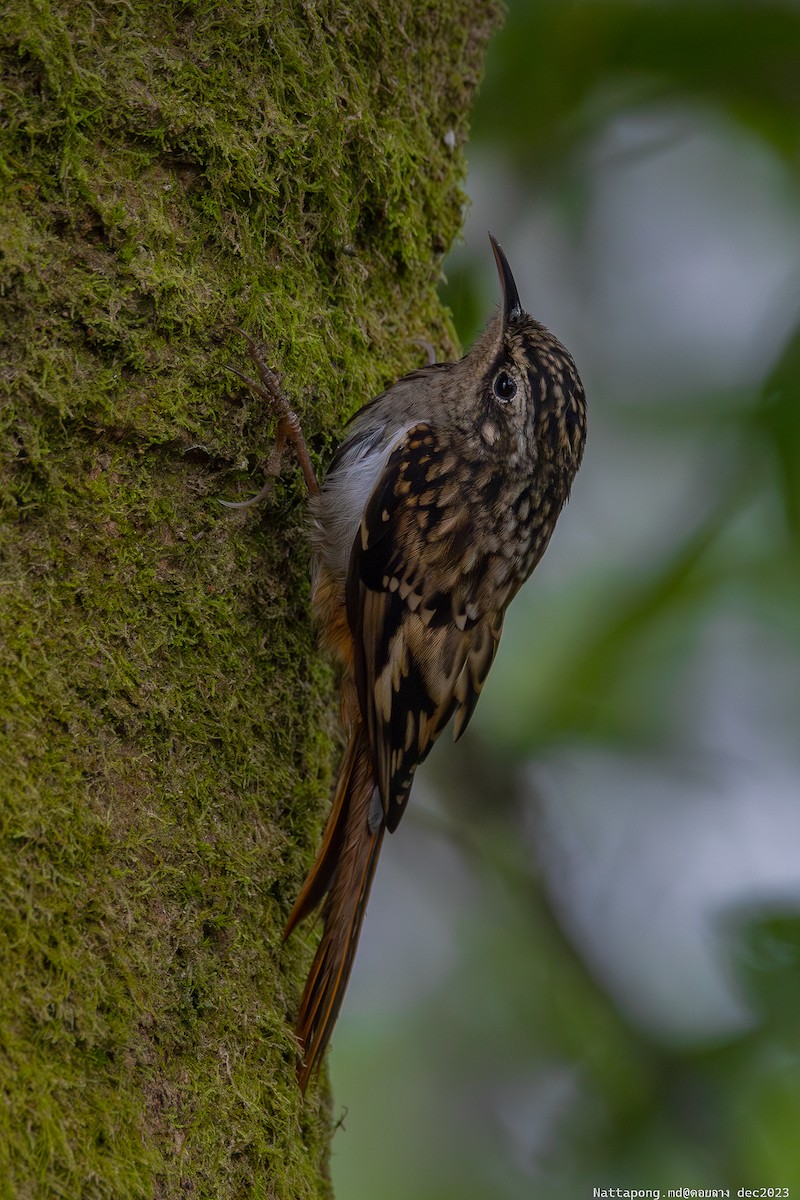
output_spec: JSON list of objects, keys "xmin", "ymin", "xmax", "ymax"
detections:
[{"xmin": 0, "ymin": 1, "xmax": 501, "ymax": 1196}]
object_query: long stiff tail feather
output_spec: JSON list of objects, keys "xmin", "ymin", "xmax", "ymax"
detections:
[{"xmin": 284, "ymin": 724, "xmax": 384, "ymax": 1092}]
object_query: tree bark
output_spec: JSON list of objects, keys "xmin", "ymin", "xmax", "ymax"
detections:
[{"xmin": 0, "ymin": 1, "xmax": 501, "ymax": 1195}]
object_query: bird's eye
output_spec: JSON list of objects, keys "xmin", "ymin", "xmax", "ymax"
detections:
[{"xmin": 492, "ymin": 371, "xmax": 517, "ymax": 402}]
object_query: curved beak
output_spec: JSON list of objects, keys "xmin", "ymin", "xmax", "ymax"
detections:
[{"xmin": 489, "ymin": 232, "xmax": 523, "ymax": 329}]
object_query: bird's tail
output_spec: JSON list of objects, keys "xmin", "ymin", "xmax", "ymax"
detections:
[{"xmin": 284, "ymin": 723, "xmax": 384, "ymax": 1092}]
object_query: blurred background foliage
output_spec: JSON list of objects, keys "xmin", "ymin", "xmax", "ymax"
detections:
[{"xmin": 329, "ymin": 2, "xmax": 800, "ymax": 1196}]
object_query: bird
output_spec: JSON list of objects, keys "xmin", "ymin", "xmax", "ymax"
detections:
[{"xmin": 229, "ymin": 234, "xmax": 587, "ymax": 1091}]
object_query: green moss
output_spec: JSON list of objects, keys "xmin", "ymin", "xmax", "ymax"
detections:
[{"xmin": 0, "ymin": 0, "xmax": 502, "ymax": 1194}]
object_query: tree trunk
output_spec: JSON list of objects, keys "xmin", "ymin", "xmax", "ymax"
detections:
[{"xmin": 0, "ymin": 1, "xmax": 501, "ymax": 1195}]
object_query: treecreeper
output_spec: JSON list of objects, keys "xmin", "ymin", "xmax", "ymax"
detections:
[{"xmin": 228, "ymin": 235, "xmax": 587, "ymax": 1091}]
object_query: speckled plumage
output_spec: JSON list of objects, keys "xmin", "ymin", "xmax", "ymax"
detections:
[{"xmin": 233, "ymin": 236, "xmax": 586, "ymax": 1091}]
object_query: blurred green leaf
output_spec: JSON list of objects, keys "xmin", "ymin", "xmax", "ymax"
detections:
[
  {"xmin": 732, "ymin": 908, "xmax": 800, "ymax": 1032},
  {"xmin": 476, "ymin": 0, "xmax": 800, "ymax": 174},
  {"xmin": 757, "ymin": 323, "xmax": 800, "ymax": 542}
]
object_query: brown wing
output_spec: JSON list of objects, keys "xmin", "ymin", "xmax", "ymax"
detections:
[{"xmin": 345, "ymin": 423, "xmax": 504, "ymax": 833}]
